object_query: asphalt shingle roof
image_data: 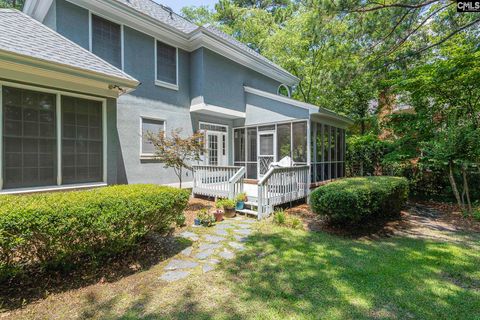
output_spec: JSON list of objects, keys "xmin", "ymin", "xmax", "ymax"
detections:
[
  {"xmin": 114, "ymin": 0, "xmax": 199, "ymax": 34},
  {"xmin": 0, "ymin": 9, "xmax": 137, "ymax": 83}
]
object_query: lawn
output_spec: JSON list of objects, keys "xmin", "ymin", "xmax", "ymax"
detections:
[{"xmin": 7, "ymin": 220, "xmax": 480, "ymax": 320}]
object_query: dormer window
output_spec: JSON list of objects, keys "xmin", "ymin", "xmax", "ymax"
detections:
[
  {"xmin": 155, "ymin": 40, "xmax": 178, "ymax": 90},
  {"xmin": 277, "ymin": 84, "xmax": 291, "ymax": 98}
]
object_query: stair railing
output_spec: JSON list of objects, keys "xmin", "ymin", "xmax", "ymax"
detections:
[{"xmin": 257, "ymin": 165, "xmax": 310, "ymax": 219}]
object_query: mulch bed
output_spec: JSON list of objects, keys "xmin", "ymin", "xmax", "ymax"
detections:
[{"xmin": 285, "ymin": 201, "xmax": 480, "ymax": 239}]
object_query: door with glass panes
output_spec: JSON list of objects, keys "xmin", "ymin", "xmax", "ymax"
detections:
[{"xmin": 201, "ymin": 122, "xmax": 228, "ymax": 166}]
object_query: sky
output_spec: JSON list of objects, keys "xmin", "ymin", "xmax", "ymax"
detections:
[{"xmin": 154, "ymin": 0, "xmax": 218, "ymax": 14}]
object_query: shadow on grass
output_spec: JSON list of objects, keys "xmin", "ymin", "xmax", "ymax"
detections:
[
  {"xmin": 0, "ymin": 234, "xmax": 191, "ymax": 312},
  {"xmin": 73, "ymin": 227, "xmax": 479, "ymax": 320}
]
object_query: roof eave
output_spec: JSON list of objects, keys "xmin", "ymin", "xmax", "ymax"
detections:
[{"xmin": 0, "ymin": 49, "xmax": 139, "ymax": 96}]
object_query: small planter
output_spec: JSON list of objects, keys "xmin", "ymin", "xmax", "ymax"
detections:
[
  {"xmin": 224, "ymin": 207, "xmax": 236, "ymax": 218},
  {"xmin": 194, "ymin": 218, "xmax": 201, "ymax": 226},
  {"xmin": 214, "ymin": 210, "xmax": 224, "ymax": 222},
  {"xmin": 236, "ymin": 201, "xmax": 245, "ymax": 210}
]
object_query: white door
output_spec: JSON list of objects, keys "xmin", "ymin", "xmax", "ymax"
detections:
[
  {"xmin": 206, "ymin": 132, "xmax": 228, "ymax": 166},
  {"xmin": 258, "ymin": 131, "xmax": 275, "ymax": 177}
]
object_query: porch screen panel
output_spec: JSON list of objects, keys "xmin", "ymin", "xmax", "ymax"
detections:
[
  {"xmin": 2, "ymin": 87, "xmax": 57, "ymax": 188},
  {"xmin": 292, "ymin": 122, "xmax": 307, "ymax": 163},
  {"xmin": 246, "ymin": 127, "xmax": 257, "ymax": 179},
  {"xmin": 62, "ymin": 96, "xmax": 103, "ymax": 184},
  {"xmin": 323, "ymin": 125, "xmax": 330, "ymax": 180},
  {"xmin": 277, "ymin": 123, "xmax": 291, "ymax": 159},
  {"xmin": 234, "ymin": 128, "xmax": 245, "ymax": 165}
]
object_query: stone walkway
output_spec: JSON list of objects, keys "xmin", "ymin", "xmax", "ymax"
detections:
[{"xmin": 159, "ymin": 216, "xmax": 256, "ymax": 282}]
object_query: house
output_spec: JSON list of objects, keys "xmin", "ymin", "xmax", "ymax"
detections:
[{"xmin": 1, "ymin": 0, "xmax": 352, "ymax": 217}]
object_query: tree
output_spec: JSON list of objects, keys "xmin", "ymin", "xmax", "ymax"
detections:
[
  {"xmin": 147, "ymin": 129, "xmax": 205, "ymax": 188},
  {"xmin": 0, "ymin": 0, "xmax": 24, "ymax": 8}
]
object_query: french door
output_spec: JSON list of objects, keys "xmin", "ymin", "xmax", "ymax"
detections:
[
  {"xmin": 206, "ymin": 132, "xmax": 228, "ymax": 166},
  {"xmin": 258, "ymin": 130, "xmax": 275, "ymax": 177}
]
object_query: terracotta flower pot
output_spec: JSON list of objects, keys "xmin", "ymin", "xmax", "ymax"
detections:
[{"xmin": 214, "ymin": 211, "xmax": 224, "ymax": 222}]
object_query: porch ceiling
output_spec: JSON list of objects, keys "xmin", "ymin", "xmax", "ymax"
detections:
[{"xmin": 190, "ymin": 102, "xmax": 246, "ymax": 119}]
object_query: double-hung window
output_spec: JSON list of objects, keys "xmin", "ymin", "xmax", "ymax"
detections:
[
  {"xmin": 91, "ymin": 14, "xmax": 122, "ymax": 69},
  {"xmin": 141, "ymin": 118, "xmax": 165, "ymax": 157},
  {"xmin": 155, "ymin": 40, "xmax": 178, "ymax": 89}
]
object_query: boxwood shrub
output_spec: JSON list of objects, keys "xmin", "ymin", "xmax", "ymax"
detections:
[
  {"xmin": 310, "ymin": 176, "xmax": 409, "ymax": 224},
  {"xmin": 0, "ymin": 184, "xmax": 189, "ymax": 280}
]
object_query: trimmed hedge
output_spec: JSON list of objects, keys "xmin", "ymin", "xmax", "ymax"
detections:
[
  {"xmin": 310, "ymin": 176, "xmax": 409, "ymax": 224},
  {"xmin": 0, "ymin": 184, "xmax": 189, "ymax": 280}
]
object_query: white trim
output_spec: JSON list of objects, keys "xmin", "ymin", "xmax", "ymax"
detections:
[
  {"xmin": 0, "ymin": 182, "xmax": 108, "ymax": 195},
  {"xmin": 102, "ymin": 100, "xmax": 107, "ymax": 183},
  {"xmin": 88, "ymin": 11, "xmax": 92, "ymax": 51},
  {"xmin": 56, "ymin": 94, "xmax": 62, "ymax": 185},
  {"xmin": 89, "ymin": 11, "xmax": 125, "ymax": 71},
  {"xmin": 244, "ymin": 86, "xmax": 354, "ymax": 125},
  {"xmin": 277, "ymin": 84, "xmax": 291, "ymax": 98},
  {"xmin": 0, "ymin": 81, "xmax": 108, "ymax": 190},
  {"xmin": 0, "ymin": 50, "xmax": 137, "ymax": 96},
  {"xmin": 154, "ymin": 39, "xmax": 179, "ymax": 90},
  {"xmin": 140, "ymin": 116, "xmax": 166, "ymax": 157},
  {"xmin": 190, "ymin": 103, "xmax": 246, "ymax": 119},
  {"xmin": 121, "ymin": 24, "xmax": 125, "ymax": 71},
  {"xmin": 0, "ymin": 84, "xmax": 2, "ymax": 190},
  {"xmin": 23, "ymin": 0, "xmax": 54, "ymax": 22}
]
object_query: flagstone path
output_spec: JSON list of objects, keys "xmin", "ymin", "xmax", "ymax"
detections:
[{"xmin": 159, "ymin": 216, "xmax": 257, "ymax": 282}]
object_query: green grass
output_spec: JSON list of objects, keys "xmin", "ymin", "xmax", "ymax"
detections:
[{"xmin": 7, "ymin": 224, "xmax": 480, "ymax": 320}]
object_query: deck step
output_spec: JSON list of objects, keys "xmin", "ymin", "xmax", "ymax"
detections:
[
  {"xmin": 236, "ymin": 209, "xmax": 258, "ymax": 216},
  {"xmin": 245, "ymin": 201, "xmax": 258, "ymax": 207}
]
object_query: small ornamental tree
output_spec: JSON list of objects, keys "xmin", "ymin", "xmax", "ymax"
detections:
[{"xmin": 147, "ymin": 128, "xmax": 205, "ymax": 188}]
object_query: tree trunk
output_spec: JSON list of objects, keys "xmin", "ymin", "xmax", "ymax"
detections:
[
  {"xmin": 462, "ymin": 165, "xmax": 472, "ymax": 213},
  {"xmin": 178, "ymin": 167, "xmax": 183, "ymax": 189},
  {"xmin": 448, "ymin": 161, "xmax": 463, "ymax": 210}
]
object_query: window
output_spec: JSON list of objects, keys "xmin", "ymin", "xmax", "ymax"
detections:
[
  {"xmin": 62, "ymin": 97, "xmax": 103, "ymax": 184},
  {"xmin": 277, "ymin": 84, "xmax": 291, "ymax": 97},
  {"xmin": 91, "ymin": 14, "xmax": 122, "ymax": 69},
  {"xmin": 156, "ymin": 40, "xmax": 178, "ymax": 89},
  {"xmin": 2, "ymin": 87, "xmax": 57, "ymax": 188},
  {"xmin": 141, "ymin": 118, "xmax": 165, "ymax": 156},
  {"xmin": 1, "ymin": 85, "xmax": 105, "ymax": 190}
]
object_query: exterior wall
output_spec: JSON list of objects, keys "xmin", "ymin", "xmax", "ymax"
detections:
[
  {"xmin": 242, "ymin": 93, "xmax": 309, "ymax": 127},
  {"xmin": 43, "ymin": 0, "xmax": 56, "ymax": 30},
  {"xmin": 43, "ymin": 0, "xmax": 311, "ymax": 187},
  {"xmin": 56, "ymin": 0, "xmax": 89, "ymax": 50},
  {"xmin": 200, "ymin": 49, "xmax": 282, "ymax": 112}
]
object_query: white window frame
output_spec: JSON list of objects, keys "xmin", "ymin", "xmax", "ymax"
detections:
[
  {"xmin": 154, "ymin": 38, "xmax": 179, "ymax": 91},
  {"xmin": 140, "ymin": 116, "xmax": 166, "ymax": 158},
  {"xmin": 277, "ymin": 84, "xmax": 291, "ymax": 98},
  {"xmin": 89, "ymin": 11, "xmax": 125, "ymax": 71},
  {"xmin": 0, "ymin": 80, "xmax": 108, "ymax": 193}
]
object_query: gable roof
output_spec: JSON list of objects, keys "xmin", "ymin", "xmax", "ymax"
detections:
[{"xmin": 0, "ymin": 9, "xmax": 138, "ymax": 87}]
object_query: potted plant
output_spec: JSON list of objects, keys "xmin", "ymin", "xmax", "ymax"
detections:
[
  {"xmin": 213, "ymin": 203, "xmax": 224, "ymax": 222},
  {"xmin": 197, "ymin": 209, "xmax": 215, "ymax": 227},
  {"xmin": 235, "ymin": 192, "xmax": 248, "ymax": 210},
  {"xmin": 217, "ymin": 199, "xmax": 236, "ymax": 218}
]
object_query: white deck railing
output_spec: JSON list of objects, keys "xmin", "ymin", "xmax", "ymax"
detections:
[
  {"xmin": 257, "ymin": 165, "xmax": 310, "ymax": 219},
  {"xmin": 192, "ymin": 165, "xmax": 245, "ymax": 199}
]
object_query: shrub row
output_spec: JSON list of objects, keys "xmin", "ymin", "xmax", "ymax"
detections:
[
  {"xmin": 310, "ymin": 176, "xmax": 409, "ymax": 224},
  {"xmin": 0, "ymin": 184, "xmax": 190, "ymax": 280}
]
